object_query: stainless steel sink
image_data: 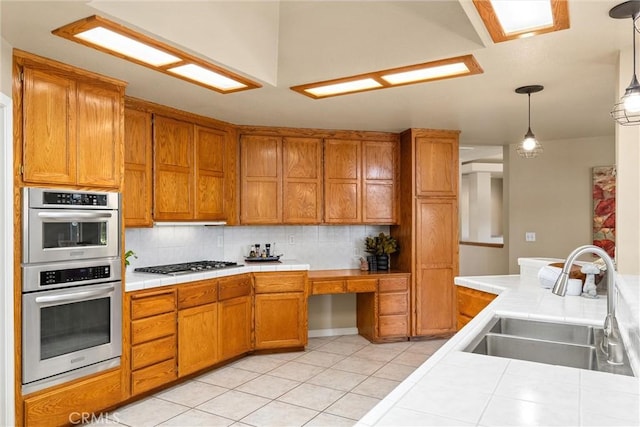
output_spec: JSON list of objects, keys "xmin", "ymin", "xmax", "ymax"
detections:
[
  {"xmin": 487, "ymin": 317, "xmax": 595, "ymax": 345},
  {"xmin": 464, "ymin": 316, "xmax": 634, "ymax": 376}
]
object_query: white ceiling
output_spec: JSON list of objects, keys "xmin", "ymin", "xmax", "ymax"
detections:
[{"xmin": 0, "ymin": 1, "xmax": 630, "ymax": 149}]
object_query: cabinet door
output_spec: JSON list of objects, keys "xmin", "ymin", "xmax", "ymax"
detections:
[
  {"xmin": 22, "ymin": 67, "xmax": 77, "ymax": 185},
  {"xmin": 154, "ymin": 115, "xmax": 194, "ymax": 220},
  {"xmin": 76, "ymin": 81, "xmax": 122, "ymax": 188},
  {"xmin": 283, "ymin": 137, "xmax": 322, "ymax": 223},
  {"xmin": 124, "ymin": 108, "xmax": 152, "ymax": 227},
  {"xmin": 363, "ymin": 141, "xmax": 397, "ymax": 224},
  {"xmin": 195, "ymin": 126, "xmax": 226, "ymax": 220},
  {"xmin": 414, "ymin": 198, "xmax": 458, "ymax": 336},
  {"xmin": 254, "ymin": 293, "xmax": 307, "ymax": 349},
  {"xmin": 324, "ymin": 139, "xmax": 361, "ymax": 223},
  {"xmin": 241, "ymin": 135, "xmax": 282, "ymax": 224},
  {"xmin": 178, "ymin": 303, "xmax": 218, "ymax": 377},
  {"xmin": 218, "ymin": 296, "xmax": 252, "ymax": 360},
  {"xmin": 415, "ymin": 135, "xmax": 458, "ymax": 197}
]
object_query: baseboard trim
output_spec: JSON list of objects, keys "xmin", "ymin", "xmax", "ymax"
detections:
[{"xmin": 308, "ymin": 327, "xmax": 359, "ymax": 338}]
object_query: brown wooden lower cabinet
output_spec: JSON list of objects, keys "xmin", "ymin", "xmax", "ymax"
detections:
[
  {"xmin": 129, "ymin": 289, "xmax": 177, "ymax": 396},
  {"xmin": 456, "ymin": 286, "xmax": 497, "ymax": 330},
  {"xmin": 217, "ymin": 274, "xmax": 253, "ymax": 360},
  {"xmin": 23, "ymin": 368, "xmax": 122, "ymax": 427},
  {"xmin": 253, "ymin": 272, "xmax": 308, "ymax": 350},
  {"xmin": 178, "ymin": 303, "xmax": 219, "ymax": 376}
]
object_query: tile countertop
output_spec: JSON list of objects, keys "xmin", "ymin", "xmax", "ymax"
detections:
[
  {"xmin": 358, "ymin": 274, "xmax": 640, "ymax": 427},
  {"xmin": 124, "ymin": 259, "xmax": 310, "ymax": 292}
]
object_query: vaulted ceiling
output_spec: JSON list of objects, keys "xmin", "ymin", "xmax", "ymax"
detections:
[{"xmin": 1, "ymin": 1, "xmax": 629, "ymax": 149}]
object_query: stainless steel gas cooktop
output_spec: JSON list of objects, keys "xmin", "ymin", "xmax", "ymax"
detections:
[{"xmin": 134, "ymin": 260, "xmax": 241, "ymax": 275}]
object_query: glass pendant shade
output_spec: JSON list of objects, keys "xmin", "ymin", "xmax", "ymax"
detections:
[{"xmin": 516, "ymin": 127, "xmax": 544, "ymax": 158}]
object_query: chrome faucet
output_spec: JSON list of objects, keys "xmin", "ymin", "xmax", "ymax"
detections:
[{"xmin": 552, "ymin": 245, "xmax": 623, "ymax": 365}]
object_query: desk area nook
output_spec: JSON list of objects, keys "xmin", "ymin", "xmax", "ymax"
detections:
[{"xmin": 309, "ymin": 270, "xmax": 411, "ymax": 343}]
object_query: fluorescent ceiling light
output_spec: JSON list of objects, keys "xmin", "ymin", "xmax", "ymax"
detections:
[
  {"xmin": 473, "ymin": 0, "xmax": 569, "ymax": 43},
  {"xmin": 382, "ymin": 63, "xmax": 470, "ymax": 85},
  {"xmin": 292, "ymin": 55, "xmax": 483, "ymax": 99},
  {"xmin": 169, "ymin": 64, "xmax": 247, "ymax": 91},
  {"xmin": 305, "ymin": 78, "xmax": 383, "ymax": 97},
  {"xmin": 75, "ymin": 27, "xmax": 180, "ymax": 67},
  {"xmin": 53, "ymin": 15, "xmax": 261, "ymax": 94}
]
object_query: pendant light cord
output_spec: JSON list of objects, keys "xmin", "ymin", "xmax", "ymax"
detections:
[{"xmin": 528, "ymin": 92, "xmax": 532, "ymax": 131}]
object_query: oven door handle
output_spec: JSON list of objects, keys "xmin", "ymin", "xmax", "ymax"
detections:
[
  {"xmin": 37, "ymin": 212, "xmax": 113, "ymax": 221},
  {"xmin": 34, "ymin": 284, "xmax": 115, "ymax": 304}
]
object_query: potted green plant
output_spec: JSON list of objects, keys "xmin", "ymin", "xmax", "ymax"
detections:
[
  {"xmin": 124, "ymin": 249, "xmax": 137, "ymax": 269},
  {"xmin": 364, "ymin": 233, "xmax": 398, "ymax": 270}
]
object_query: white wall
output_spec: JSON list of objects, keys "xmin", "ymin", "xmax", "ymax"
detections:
[
  {"xmin": 126, "ymin": 224, "xmax": 389, "ymax": 332},
  {"xmin": 491, "ymin": 177, "xmax": 503, "ymax": 237},
  {"xmin": 459, "ymin": 244, "xmax": 508, "ymax": 276},
  {"xmin": 615, "ymin": 50, "xmax": 640, "ymax": 275},
  {"xmin": 506, "ymin": 136, "xmax": 615, "ymax": 273},
  {"xmin": 1, "ymin": 31, "xmax": 16, "ymax": 427}
]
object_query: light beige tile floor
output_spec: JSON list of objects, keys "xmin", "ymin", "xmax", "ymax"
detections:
[{"xmin": 101, "ymin": 335, "xmax": 448, "ymax": 427}]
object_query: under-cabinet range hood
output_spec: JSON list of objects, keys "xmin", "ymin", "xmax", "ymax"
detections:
[{"xmin": 153, "ymin": 221, "xmax": 227, "ymax": 227}]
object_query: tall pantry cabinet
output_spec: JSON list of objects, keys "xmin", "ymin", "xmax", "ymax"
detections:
[{"xmin": 391, "ymin": 129, "xmax": 459, "ymax": 337}]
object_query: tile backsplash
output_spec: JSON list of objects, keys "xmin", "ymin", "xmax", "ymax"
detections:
[{"xmin": 125, "ymin": 224, "xmax": 390, "ymax": 270}]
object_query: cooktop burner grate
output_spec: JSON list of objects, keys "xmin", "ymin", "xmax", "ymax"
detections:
[{"xmin": 134, "ymin": 260, "xmax": 240, "ymax": 275}]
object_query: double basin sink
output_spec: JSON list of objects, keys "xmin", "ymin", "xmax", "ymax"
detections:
[{"xmin": 464, "ymin": 316, "xmax": 634, "ymax": 376}]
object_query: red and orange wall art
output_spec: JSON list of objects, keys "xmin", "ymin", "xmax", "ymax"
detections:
[{"xmin": 592, "ymin": 166, "xmax": 616, "ymax": 259}]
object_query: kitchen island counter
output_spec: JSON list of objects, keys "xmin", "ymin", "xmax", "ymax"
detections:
[{"xmin": 357, "ymin": 273, "xmax": 640, "ymax": 427}]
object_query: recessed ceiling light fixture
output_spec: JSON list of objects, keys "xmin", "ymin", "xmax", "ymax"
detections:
[
  {"xmin": 53, "ymin": 15, "xmax": 261, "ymax": 94},
  {"xmin": 609, "ymin": 1, "xmax": 640, "ymax": 126},
  {"xmin": 290, "ymin": 55, "xmax": 483, "ymax": 99},
  {"xmin": 473, "ymin": 0, "xmax": 570, "ymax": 43},
  {"xmin": 515, "ymin": 85, "xmax": 544, "ymax": 159}
]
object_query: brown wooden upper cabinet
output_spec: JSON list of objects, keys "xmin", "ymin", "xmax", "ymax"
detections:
[
  {"xmin": 154, "ymin": 115, "xmax": 231, "ymax": 222},
  {"xmin": 324, "ymin": 139, "xmax": 397, "ymax": 224},
  {"xmin": 124, "ymin": 107, "xmax": 153, "ymax": 227},
  {"xmin": 415, "ymin": 135, "xmax": 457, "ymax": 197},
  {"xmin": 19, "ymin": 54, "xmax": 125, "ymax": 189},
  {"xmin": 241, "ymin": 135, "xmax": 322, "ymax": 224}
]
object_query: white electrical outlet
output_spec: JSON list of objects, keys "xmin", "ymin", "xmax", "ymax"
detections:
[
  {"xmin": 288, "ymin": 235, "xmax": 295, "ymax": 245},
  {"xmin": 217, "ymin": 236, "xmax": 224, "ymax": 247},
  {"xmin": 525, "ymin": 232, "xmax": 536, "ymax": 242}
]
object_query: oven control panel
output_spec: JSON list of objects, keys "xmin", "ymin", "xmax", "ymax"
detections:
[
  {"xmin": 43, "ymin": 191, "xmax": 109, "ymax": 206},
  {"xmin": 40, "ymin": 265, "xmax": 112, "ymax": 286}
]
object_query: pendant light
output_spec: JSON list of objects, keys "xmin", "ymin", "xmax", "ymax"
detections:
[
  {"xmin": 515, "ymin": 85, "xmax": 544, "ymax": 158},
  {"xmin": 610, "ymin": 1, "xmax": 640, "ymax": 126}
]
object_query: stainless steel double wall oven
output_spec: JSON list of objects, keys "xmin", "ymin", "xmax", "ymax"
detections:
[{"xmin": 22, "ymin": 187, "xmax": 122, "ymax": 394}]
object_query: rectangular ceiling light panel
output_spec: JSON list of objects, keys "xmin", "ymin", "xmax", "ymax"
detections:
[
  {"xmin": 473, "ymin": 0, "xmax": 569, "ymax": 43},
  {"xmin": 291, "ymin": 55, "xmax": 483, "ymax": 99},
  {"xmin": 53, "ymin": 15, "xmax": 261, "ymax": 93},
  {"xmin": 74, "ymin": 27, "xmax": 180, "ymax": 66}
]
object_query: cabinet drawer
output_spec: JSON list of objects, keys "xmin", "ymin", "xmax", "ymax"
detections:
[
  {"xmin": 131, "ymin": 312, "xmax": 176, "ymax": 345},
  {"xmin": 131, "ymin": 358, "xmax": 177, "ymax": 395},
  {"xmin": 131, "ymin": 335, "xmax": 176, "ymax": 370},
  {"xmin": 378, "ymin": 276, "xmax": 409, "ymax": 292},
  {"xmin": 379, "ymin": 293, "xmax": 408, "ymax": 316},
  {"xmin": 311, "ymin": 280, "xmax": 344, "ymax": 295},
  {"xmin": 131, "ymin": 290, "xmax": 176, "ymax": 320},
  {"xmin": 24, "ymin": 368, "xmax": 122, "ymax": 426},
  {"xmin": 456, "ymin": 287, "xmax": 496, "ymax": 318},
  {"xmin": 346, "ymin": 278, "xmax": 377, "ymax": 293},
  {"xmin": 254, "ymin": 272, "xmax": 306, "ymax": 293},
  {"xmin": 219, "ymin": 275, "xmax": 252, "ymax": 300},
  {"xmin": 379, "ymin": 315, "xmax": 408, "ymax": 337},
  {"xmin": 178, "ymin": 280, "xmax": 218, "ymax": 309}
]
